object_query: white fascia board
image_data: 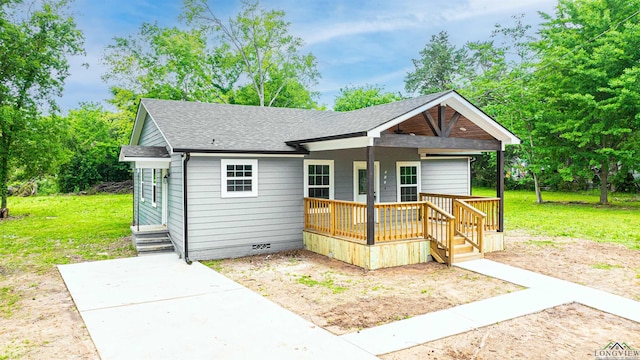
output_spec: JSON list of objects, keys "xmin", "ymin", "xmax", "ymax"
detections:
[
  {"xmin": 302, "ymin": 136, "xmax": 373, "ymax": 152},
  {"xmin": 129, "ymin": 105, "xmax": 148, "ymax": 145},
  {"xmin": 188, "ymin": 152, "xmax": 306, "ymax": 158},
  {"xmin": 132, "ymin": 159, "xmax": 171, "ymax": 169}
]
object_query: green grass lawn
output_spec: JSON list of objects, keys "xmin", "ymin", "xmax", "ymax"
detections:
[
  {"xmin": 0, "ymin": 194, "xmax": 136, "ymax": 273},
  {"xmin": 1, "ymin": 190, "xmax": 638, "ymax": 273},
  {"xmin": 474, "ymin": 188, "xmax": 640, "ymax": 250}
]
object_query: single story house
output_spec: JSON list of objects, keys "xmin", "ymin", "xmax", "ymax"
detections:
[{"xmin": 120, "ymin": 90, "xmax": 520, "ymax": 269}]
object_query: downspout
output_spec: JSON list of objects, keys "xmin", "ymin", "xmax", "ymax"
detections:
[
  {"xmin": 136, "ymin": 168, "xmax": 140, "ymax": 232},
  {"xmin": 183, "ymin": 153, "xmax": 192, "ymax": 264}
]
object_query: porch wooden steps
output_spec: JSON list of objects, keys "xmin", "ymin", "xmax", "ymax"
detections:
[
  {"xmin": 131, "ymin": 226, "xmax": 174, "ymax": 255},
  {"xmin": 431, "ymin": 235, "xmax": 483, "ymax": 265}
]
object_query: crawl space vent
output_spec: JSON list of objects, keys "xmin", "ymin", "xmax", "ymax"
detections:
[{"xmin": 252, "ymin": 243, "xmax": 271, "ymax": 250}]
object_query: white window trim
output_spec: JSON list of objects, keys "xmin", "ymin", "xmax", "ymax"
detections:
[
  {"xmin": 221, "ymin": 159, "xmax": 258, "ymax": 198},
  {"xmin": 152, "ymin": 169, "xmax": 158, "ymax": 208},
  {"xmin": 140, "ymin": 168, "xmax": 145, "ymax": 202},
  {"xmin": 396, "ymin": 161, "xmax": 421, "ymax": 202},
  {"xmin": 304, "ymin": 160, "xmax": 334, "ymax": 199}
]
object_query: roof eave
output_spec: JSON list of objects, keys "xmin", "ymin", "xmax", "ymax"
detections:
[
  {"xmin": 172, "ymin": 148, "xmax": 310, "ymax": 155},
  {"xmin": 285, "ymin": 131, "xmax": 368, "ymax": 146}
]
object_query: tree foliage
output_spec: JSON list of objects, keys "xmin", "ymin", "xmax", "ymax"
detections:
[
  {"xmin": 104, "ymin": 0, "xmax": 321, "ymax": 111},
  {"xmin": 334, "ymin": 84, "xmax": 403, "ymax": 111},
  {"xmin": 0, "ymin": 0, "xmax": 84, "ymax": 210},
  {"xmin": 103, "ymin": 24, "xmax": 239, "ymax": 107},
  {"xmin": 183, "ymin": 0, "xmax": 320, "ymax": 108},
  {"xmin": 405, "ymin": 31, "xmax": 469, "ymax": 95},
  {"xmin": 57, "ymin": 103, "xmax": 131, "ymax": 193},
  {"xmin": 533, "ymin": 0, "xmax": 640, "ymax": 203}
]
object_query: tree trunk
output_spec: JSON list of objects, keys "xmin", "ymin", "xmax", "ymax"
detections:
[
  {"xmin": 533, "ymin": 172, "xmax": 543, "ymax": 204},
  {"xmin": 0, "ymin": 149, "xmax": 8, "ymax": 211},
  {"xmin": 599, "ymin": 161, "xmax": 609, "ymax": 204}
]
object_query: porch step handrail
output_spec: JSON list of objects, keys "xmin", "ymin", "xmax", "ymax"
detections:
[
  {"xmin": 462, "ymin": 198, "xmax": 500, "ymax": 231},
  {"xmin": 420, "ymin": 192, "xmax": 500, "ymax": 232},
  {"xmin": 423, "ymin": 201, "xmax": 455, "ymax": 266},
  {"xmin": 452, "ymin": 199, "xmax": 484, "ymax": 253}
]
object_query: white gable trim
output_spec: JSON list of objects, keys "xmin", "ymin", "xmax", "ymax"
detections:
[
  {"xmin": 367, "ymin": 92, "xmax": 520, "ymax": 149},
  {"xmin": 129, "ymin": 101, "xmax": 174, "ymax": 153}
]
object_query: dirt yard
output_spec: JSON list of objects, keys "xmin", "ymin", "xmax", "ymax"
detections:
[{"xmin": 1, "ymin": 232, "xmax": 639, "ymax": 359}]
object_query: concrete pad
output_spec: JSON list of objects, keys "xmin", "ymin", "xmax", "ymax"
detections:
[
  {"xmin": 59, "ymin": 255, "xmax": 377, "ymax": 360},
  {"xmin": 58, "ymin": 254, "xmax": 242, "ymax": 311},
  {"xmin": 342, "ymin": 309, "xmax": 476, "ymax": 355}
]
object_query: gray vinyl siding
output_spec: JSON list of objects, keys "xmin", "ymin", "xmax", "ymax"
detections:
[
  {"xmin": 168, "ymin": 154, "xmax": 184, "ymax": 255},
  {"xmin": 134, "ymin": 114, "xmax": 168, "ymax": 226},
  {"xmin": 186, "ymin": 156, "xmax": 304, "ymax": 260},
  {"xmin": 306, "ymin": 148, "xmax": 420, "ymax": 202},
  {"xmin": 139, "ymin": 114, "xmax": 167, "ymax": 146},
  {"xmin": 137, "ymin": 169, "xmax": 162, "ymax": 225},
  {"xmin": 422, "ymin": 158, "xmax": 470, "ymax": 195}
]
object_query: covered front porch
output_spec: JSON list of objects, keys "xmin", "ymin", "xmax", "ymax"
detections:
[{"xmin": 303, "ymin": 193, "xmax": 504, "ymax": 269}]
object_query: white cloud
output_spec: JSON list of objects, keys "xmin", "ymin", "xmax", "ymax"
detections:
[{"xmin": 304, "ymin": 16, "xmax": 421, "ymax": 45}]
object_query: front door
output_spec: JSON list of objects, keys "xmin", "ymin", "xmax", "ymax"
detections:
[
  {"xmin": 354, "ymin": 161, "xmax": 380, "ymax": 224},
  {"xmin": 353, "ymin": 161, "xmax": 380, "ymax": 203}
]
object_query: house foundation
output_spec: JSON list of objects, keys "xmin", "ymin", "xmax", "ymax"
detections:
[{"xmin": 303, "ymin": 231, "xmax": 431, "ymax": 270}]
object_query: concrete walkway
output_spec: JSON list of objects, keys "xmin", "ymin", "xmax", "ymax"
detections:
[
  {"xmin": 60, "ymin": 255, "xmax": 640, "ymax": 359},
  {"xmin": 58, "ymin": 254, "xmax": 377, "ymax": 360},
  {"xmin": 341, "ymin": 259, "xmax": 640, "ymax": 355}
]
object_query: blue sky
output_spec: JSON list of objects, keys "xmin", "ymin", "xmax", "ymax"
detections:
[{"xmin": 62, "ymin": 0, "xmax": 557, "ymax": 112}]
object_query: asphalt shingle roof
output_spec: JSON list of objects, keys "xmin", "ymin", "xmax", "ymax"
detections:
[
  {"xmin": 120, "ymin": 145, "xmax": 170, "ymax": 158},
  {"xmin": 140, "ymin": 91, "xmax": 452, "ymax": 153}
]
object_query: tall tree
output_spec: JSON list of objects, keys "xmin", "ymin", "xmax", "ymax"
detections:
[
  {"xmin": 534, "ymin": 0, "xmax": 640, "ymax": 203},
  {"xmin": 103, "ymin": 24, "xmax": 240, "ymax": 107},
  {"xmin": 405, "ymin": 31, "xmax": 469, "ymax": 95},
  {"xmin": 462, "ymin": 15, "xmax": 552, "ymax": 203},
  {"xmin": 0, "ymin": 0, "xmax": 84, "ymax": 216},
  {"xmin": 182, "ymin": 0, "xmax": 320, "ymax": 107},
  {"xmin": 334, "ymin": 84, "xmax": 403, "ymax": 111}
]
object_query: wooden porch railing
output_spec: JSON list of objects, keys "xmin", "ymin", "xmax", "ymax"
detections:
[
  {"xmin": 304, "ymin": 198, "xmax": 454, "ymax": 248},
  {"xmin": 419, "ymin": 193, "xmax": 500, "ymax": 231},
  {"xmin": 304, "ymin": 197, "xmax": 491, "ymax": 267}
]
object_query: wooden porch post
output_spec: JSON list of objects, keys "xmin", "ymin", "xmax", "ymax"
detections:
[
  {"xmin": 496, "ymin": 145, "xmax": 505, "ymax": 232},
  {"xmin": 366, "ymin": 146, "xmax": 375, "ymax": 245}
]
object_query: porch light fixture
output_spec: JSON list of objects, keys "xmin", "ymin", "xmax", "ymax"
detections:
[{"xmin": 459, "ymin": 127, "xmax": 467, "ymax": 132}]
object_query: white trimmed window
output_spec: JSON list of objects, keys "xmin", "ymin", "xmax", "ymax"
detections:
[
  {"xmin": 152, "ymin": 169, "xmax": 158, "ymax": 207},
  {"xmin": 140, "ymin": 168, "xmax": 145, "ymax": 202},
  {"xmin": 397, "ymin": 162, "xmax": 421, "ymax": 202},
  {"xmin": 221, "ymin": 159, "xmax": 258, "ymax": 198},
  {"xmin": 304, "ymin": 160, "xmax": 334, "ymax": 199}
]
